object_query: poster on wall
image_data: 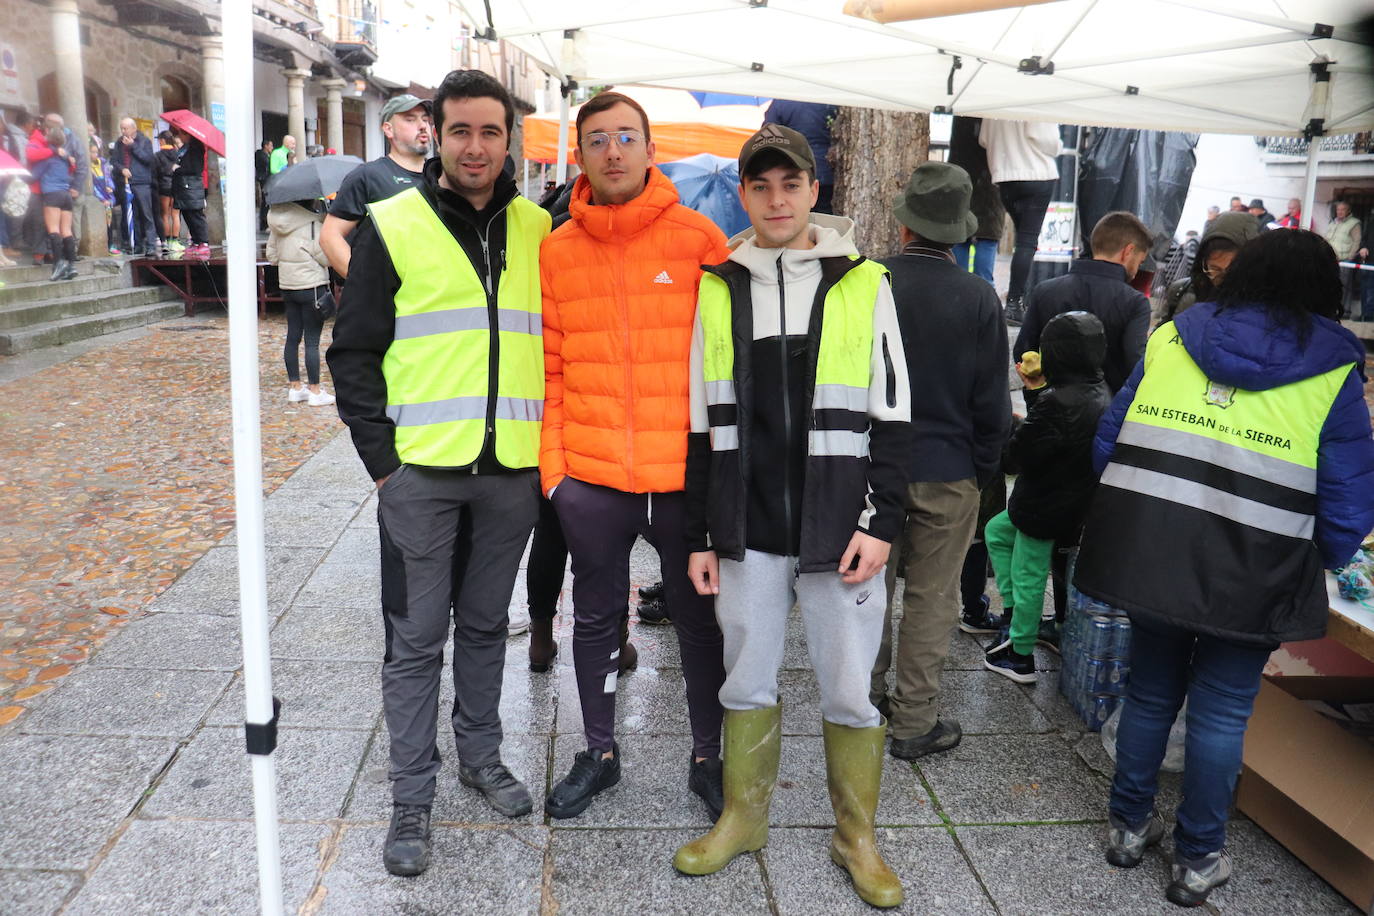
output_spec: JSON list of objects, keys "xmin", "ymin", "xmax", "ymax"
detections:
[
  {"xmin": 1, "ymin": 44, "xmax": 20, "ymax": 103},
  {"xmin": 211, "ymin": 102, "xmax": 227, "ymax": 196}
]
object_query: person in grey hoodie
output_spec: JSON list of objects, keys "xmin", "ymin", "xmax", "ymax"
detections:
[{"xmin": 674, "ymin": 124, "xmax": 910, "ymax": 909}]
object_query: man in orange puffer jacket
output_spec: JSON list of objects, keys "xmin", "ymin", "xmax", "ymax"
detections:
[{"xmin": 540, "ymin": 91, "xmax": 730, "ymax": 820}]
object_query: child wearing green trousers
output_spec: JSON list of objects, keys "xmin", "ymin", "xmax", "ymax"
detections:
[
  {"xmin": 671, "ymin": 126, "xmax": 914, "ymax": 908},
  {"xmin": 985, "ymin": 311, "xmax": 1111, "ymax": 684}
]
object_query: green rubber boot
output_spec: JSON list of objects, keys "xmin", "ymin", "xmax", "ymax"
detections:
[
  {"xmin": 824, "ymin": 718, "xmax": 904, "ymax": 908},
  {"xmin": 672, "ymin": 705, "xmax": 782, "ymax": 875}
]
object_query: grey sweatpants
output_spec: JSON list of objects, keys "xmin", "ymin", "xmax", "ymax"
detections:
[
  {"xmin": 376, "ymin": 465, "xmax": 539, "ymax": 805},
  {"xmin": 717, "ymin": 549, "xmax": 886, "ymax": 729}
]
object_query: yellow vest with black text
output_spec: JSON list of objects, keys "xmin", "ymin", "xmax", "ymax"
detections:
[
  {"xmin": 368, "ymin": 188, "xmax": 551, "ymax": 469},
  {"xmin": 697, "ymin": 256, "xmax": 884, "ymax": 571},
  {"xmin": 1074, "ymin": 322, "xmax": 1353, "ymax": 645}
]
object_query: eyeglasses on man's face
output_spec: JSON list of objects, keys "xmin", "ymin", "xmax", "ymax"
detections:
[{"xmin": 582, "ymin": 129, "xmax": 644, "ymax": 154}]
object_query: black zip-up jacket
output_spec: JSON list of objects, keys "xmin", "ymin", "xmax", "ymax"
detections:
[
  {"xmin": 113, "ymin": 132, "xmax": 155, "ymax": 186},
  {"xmin": 326, "ymin": 161, "xmax": 519, "ymax": 481},
  {"xmin": 685, "ymin": 256, "xmax": 910, "ymax": 571},
  {"xmin": 1014, "ymin": 258, "xmax": 1149, "ymax": 396},
  {"xmin": 1004, "ymin": 311, "xmax": 1112, "ymax": 541}
]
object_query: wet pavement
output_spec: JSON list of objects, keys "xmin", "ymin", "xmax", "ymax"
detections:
[
  {"xmin": 0, "ymin": 295, "xmax": 1367, "ymax": 913},
  {"xmin": 0, "ymin": 311, "xmax": 341, "ymax": 725}
]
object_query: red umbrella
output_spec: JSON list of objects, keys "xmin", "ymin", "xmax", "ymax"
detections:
[
  {"xmin": 161, "ymin": 109, "xmax": 226, "ymax": 157},
  {"xmin": 0, "ymin": 149, "xmax": 28, "ymax": 178}
]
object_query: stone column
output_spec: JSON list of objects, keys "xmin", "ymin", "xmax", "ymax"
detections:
[
  {"xmin": 51, "ymin": 0, "xmax": 101, "ymax": 254},
  {"xmin": 199, "ymin": 34, "xmax": 226, "ymax": 243},
  {"xmin": 283, "ymin": 68, "xmax": 312, "ymax": 159},
  {"xmin": 321, "ymin": 79, "xmax": 346, "ymax": 154}
]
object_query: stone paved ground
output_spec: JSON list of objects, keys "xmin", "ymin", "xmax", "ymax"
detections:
[
  {"xmin": 0, "ymin": 424, "xmax": 1360, "ymax": 915},
  {"xmin": 0, "ymin": 312, "xmax": 340, "ymax": 725}
]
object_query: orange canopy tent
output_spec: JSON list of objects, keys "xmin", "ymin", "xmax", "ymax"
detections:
[{"xmin": 522, "ymin": 86, "xmax": 770, "ymax": 165}]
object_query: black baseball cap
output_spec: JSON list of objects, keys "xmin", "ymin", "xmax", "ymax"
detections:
[{"xmin": 738, "ymin": 123, "xmax": 816, "ymax": 178}]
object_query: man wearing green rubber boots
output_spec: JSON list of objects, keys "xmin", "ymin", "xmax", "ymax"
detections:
[{"xmin": 672, "ymin": 124, "xmax": 912, "ymax": 908}]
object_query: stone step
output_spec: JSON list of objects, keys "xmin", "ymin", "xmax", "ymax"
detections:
[
  {"xmin": 0, "ymin": 272, "xmax": 126, "ymax": 307},
  {"xmin": 0, "ymin": 298, "xmax": 185, "ymax": 355},
  {"xmin": 0, "ymin": 285, "xmax": 179, "ymax": 331},
  {"xmin": 0, "ymin": 259, "xmax": 102, "ymax": 285}
]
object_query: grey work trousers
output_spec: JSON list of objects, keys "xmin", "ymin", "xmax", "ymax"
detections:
[
  {"xmin": 718, "ymin": 549, "xmax": 886, "ymax": 729},
  {"xmin": 871, "ymin": 478, "xmax": 980, "ymax": 739},
  {"xmin": 376, "ymin": 464, "xmax": 539, "ymax": 805}
]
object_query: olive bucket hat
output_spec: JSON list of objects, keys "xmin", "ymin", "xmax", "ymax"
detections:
[{"xmin": 892, "ymin": 161, "xmax": 979, "ymax": 245}]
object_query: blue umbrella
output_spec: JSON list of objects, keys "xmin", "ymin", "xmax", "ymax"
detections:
[
  {"xmin": 659, "ymin": 154, "xmax": 750, "ymax": 238},
  {"xmin": 689, "ymin": 91, "xmax": 770, "ymax": 108}
]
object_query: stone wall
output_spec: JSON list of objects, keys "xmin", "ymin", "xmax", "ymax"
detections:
[{"xmin": 0, "ymin": 0, "xmax": 202, "ymax": 134}]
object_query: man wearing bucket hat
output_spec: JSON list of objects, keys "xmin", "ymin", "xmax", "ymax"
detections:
[
  {"xmin": 673, "ymin": 123, "xmax": 911, "ymax": 908},
  {"xmin": 868, "ymin": 162, "xmax": 1011, "ymax": 760},
  {"xmin": 320, "ymin": 93, "xmax": 432, "ymax": 278}
]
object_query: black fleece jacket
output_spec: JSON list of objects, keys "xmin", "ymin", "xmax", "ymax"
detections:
[
  {"xmin": 326, "ymin": 161, "xmax": 518, "ymax": 481},
  {"xmin": 882, "ymin": 249, "xmax": 1010, "ymax": 487}
]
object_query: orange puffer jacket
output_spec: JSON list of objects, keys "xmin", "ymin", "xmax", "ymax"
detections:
[{"xmin": 540, "ymin": 167, "xmax": 730, "ymax": 495}]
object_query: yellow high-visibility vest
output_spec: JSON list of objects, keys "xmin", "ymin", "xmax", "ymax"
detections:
[{"xmin": 369, "ymin": 188, "xmax": 550, "ymax": 469}]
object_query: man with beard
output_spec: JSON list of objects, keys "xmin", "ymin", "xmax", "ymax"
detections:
[
  {"xmin": 320, "ymin": 94, "xmax": 432, "ymax": 278},
  {"xmin": 327, "ymin": 70, "xmax": 550, "ymax": 877}
]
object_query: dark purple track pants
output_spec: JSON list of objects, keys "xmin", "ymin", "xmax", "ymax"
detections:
[{"xmin": 552, "ymin": 477, "xmax": 724, "ymax": 759}]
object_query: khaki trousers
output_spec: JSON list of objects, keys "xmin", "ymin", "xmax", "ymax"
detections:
[{"xmin": 870, "ymin": 478, "xmax": 980, "ymax": 739}]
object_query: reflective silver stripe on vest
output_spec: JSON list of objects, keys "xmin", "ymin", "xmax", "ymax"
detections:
[
  {"xmin": 496, "ymin": 309, "xmax": 542, "ymax": 336},
  {"xmin": 1117, "ymin": 420, "xmax": 1316, "ymax": 493},
  {"xmin": 705, "ymin": 380, "xmax": 736, "ymax": 406},
  {"xmin": 496, "ymin": 397, "xmax": 544, "ymax": 422},
  {"xmin": 387, "ymin": 396, "xmax": 543, "ymax": 427},
  {"xmin": 809, "ymin": 429, "xmax": 869, "ymax": 458},
  {"xmin": 1100, "ymin": 463, "xmax": 1315, "ymax": 539},
  {"xmin": 394, "ymin": 307, "xmax": 542, "ymax": 340},
  {"xmin": 813, "ymin": 383, "xmax": 868, "ymax": 413},
  {"xmin": 711, "ymin": 425, "xmax": 739, "ymax": 451}
]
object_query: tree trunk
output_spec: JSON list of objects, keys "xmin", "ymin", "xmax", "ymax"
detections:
[{"xmin": 830, "ymin": 108, "xmax": 930, "ymax": 258}]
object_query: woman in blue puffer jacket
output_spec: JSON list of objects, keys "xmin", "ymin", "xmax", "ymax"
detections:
[
  {"xmin": 1073, "ymin": 229, "xmax": 1374, "ymax": 907},
  {"xmin": 29, "ymin": 125, "xmax": 78, "ymax": 281}
]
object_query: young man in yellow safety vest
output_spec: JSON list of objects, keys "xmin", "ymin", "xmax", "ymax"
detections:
[
  {"xmin": 672, "ymin": 124, "xmax": 912, "ymax": 908},
  {"xmin": 327, "ymin": 69, "xmax": 551, "ymax": 878}
]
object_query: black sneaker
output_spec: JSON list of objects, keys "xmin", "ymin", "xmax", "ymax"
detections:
[
  {"xmin": 637, "ymin": 596, "xmax": 672, "ymax": 626},
  {"xmin": 1167, "ymin": 850, "xmax": 1231, "ymax": 907},
  {"xmin": 1036, "ymin": 618, "xmax": 1062, "ymax": 655},
  {"xmin": 637, "ymin": 581, "xmax": 664, "ymax": 601},
  {"xmin": 984, "ymin": 639, "xmax": 1037, "ymax": 684},
  {"xmin": 889, "ymin": 718, "xmax": 962, "ymax": 759},
  {"xmin": 382, "ymin": 803, "xmax": 432, "ymax": 876},
  {"xmin": 546, "ymin": 744, "xmax": 621, "ymax": 819},
  {"xmin": 688, "ymin": 756, "xmax": 724, "ymax": 820},
  {"xmin": 458, "ymin": 762, "xmax": 533, "ymax": 817},
  {"xmin": 959, "ymin": 598, "xmax": 1008, "ymax": 635},
  {"xmin": 1005, "ymin": 296, "xmax": 1025, "ymax": 326}
]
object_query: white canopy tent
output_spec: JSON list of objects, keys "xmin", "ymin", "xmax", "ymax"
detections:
[
  {"xmin": 491, "ymin": 0, "xmax": 1371, "ymax": 134},
  {"xmin": 480, "ymin": 0, "xmax": 1371, "ymax": 222},
  {"xmin": 223, "ymin": 4, "xmax": 1373, "ymax": 912}
]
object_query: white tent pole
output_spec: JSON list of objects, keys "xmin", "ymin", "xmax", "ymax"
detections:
[
  {"xmin": 1300, "ymin": 65, "xmax": 1333, "ymax": 232},
  {"xmin": 224, "ymin": 2, "xmax": 284, "ymax": 914},
  {"xmin": 1300, "ymin": 139, "xmax": 1320, "ymax": 231},
  {"xmin": 555, "ymin": 88, "xmax": 570, "ymax": 186}
]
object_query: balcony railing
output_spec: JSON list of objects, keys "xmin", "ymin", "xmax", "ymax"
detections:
[
  {"xmin": 335, "ymin": 0, "xmax": 377, "ymax": 50},
  {"xmin": 1259, "ymin": 133, "xmax": 1373, "ymax": 158}
]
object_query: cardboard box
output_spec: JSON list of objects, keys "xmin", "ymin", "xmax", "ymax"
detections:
[{"xmin": 1238, "ymin": 677, "xmax": 1374, "ymax": 914}]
